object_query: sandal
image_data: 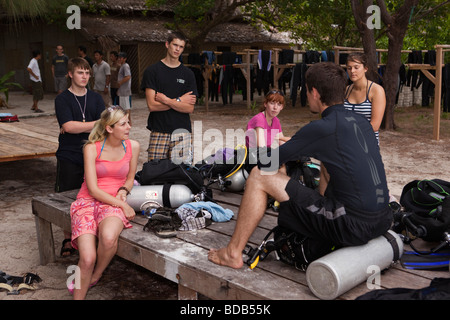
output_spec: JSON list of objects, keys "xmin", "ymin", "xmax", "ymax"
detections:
[
  {"xmin": 68, "ymin": 279, "xmax": 99, "ymax": 295},
  {"xmin": 60, "ymin": 239, "xmax": 77, "ymax": 257},
  {"xmin": 143, "ymin": 208, "xmax": 181, "ymax": 238},
  {"xmin": 34, "ymin": 108, "xmax": 44, "ymax": 113}
]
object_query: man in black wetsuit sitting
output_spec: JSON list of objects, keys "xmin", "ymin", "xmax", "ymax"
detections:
[{"xmin": 208, "ymin": 62, "xmax": 392, "ymax": 269}]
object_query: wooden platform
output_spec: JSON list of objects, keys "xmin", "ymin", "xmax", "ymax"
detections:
[
  {"xmin": 0, "ymin": 122, "xmax": 58, "ymax": 162},
  {"xmin": 32, "ymin": 188, "xmax": 449, "ymax": 300}
]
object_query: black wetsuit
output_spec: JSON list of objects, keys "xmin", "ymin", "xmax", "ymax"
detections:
[{"xmin": 270, "ymin": 104, "xmax": 392, "ymax": 247}]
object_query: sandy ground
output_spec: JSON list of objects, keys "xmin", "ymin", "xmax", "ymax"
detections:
[{"xmin": 1, "ymin": 90, "xmax": 449, "ymax": 300}]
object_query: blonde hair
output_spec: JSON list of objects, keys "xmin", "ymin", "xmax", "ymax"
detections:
[{"xmin": 87, "ymin": 105, "xmax": 127, "ymax": 144}]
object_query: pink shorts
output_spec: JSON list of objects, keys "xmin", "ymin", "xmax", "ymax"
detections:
[{"xmin": 70, "ymin": 198, "xmax": 132, "ymax": 249}]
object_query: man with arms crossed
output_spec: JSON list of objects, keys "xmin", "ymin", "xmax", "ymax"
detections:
[
  {"xmin": 209, "ymin": 62, "xmax": 392, "ymax": 269},
  {"xmin": 141, "ymin": 31, "xmax": 197, "ymax": 164},
  {"xmin": 55, "ymin": 58, "xmax": 105, "ymax": 256}
]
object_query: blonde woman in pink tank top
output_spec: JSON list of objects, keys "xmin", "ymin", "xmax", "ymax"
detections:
[{"xmin": 69, "ymin": 105, "xmax": 140, "ymax": 300}]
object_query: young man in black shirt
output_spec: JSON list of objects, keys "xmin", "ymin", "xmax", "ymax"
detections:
[
  {"xmin": 54, "ymin": 57, "xmax": 104, "ymax": 256},
  {"xmin": 140, "ymin": 31, "xmax": 198, "ymax": 164},
  {"xmin": 209, "ymin": 62, "xmax": 392, "ymax": 269}
]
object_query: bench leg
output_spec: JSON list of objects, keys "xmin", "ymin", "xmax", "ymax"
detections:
[
  {"xmin": 34, "ymin": 216, "xmax": 56, "ymax": 265},
  {"xmin": 178, "ymin": 284, "xmax": 198, "ymax": 300}
]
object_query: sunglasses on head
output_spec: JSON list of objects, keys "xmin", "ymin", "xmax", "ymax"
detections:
[
  {"xmin": 107, "ymin": 105, "xmax": 124, "ymax": 113},
  {"xmin": 267, "ymin": 89, "xmax": 284, "ymax": 96}
]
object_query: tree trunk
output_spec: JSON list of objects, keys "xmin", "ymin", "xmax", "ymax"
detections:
[
  {"xmin": 378, "ymin": 0, "xmax": 419, "ymax": 130},
  {"xmin": 383, "ymin": 39, "xmax": 403, "ymax": 130},
  {"xmin": 352, "ymin": 0, "xmax": 419, "ymax": 131},
  {"xmin": 351, "ymin": 0, "xmax": 379, "ymax": 82}
]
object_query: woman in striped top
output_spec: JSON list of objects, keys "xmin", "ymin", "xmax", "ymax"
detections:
[{"xmin": 344, "ymin": 53, "xmax": 386, "ymax": 142}]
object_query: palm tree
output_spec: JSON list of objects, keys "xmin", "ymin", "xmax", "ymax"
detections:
[{"xmin": 0, "ymin": 0, "xmax": 49, "ymax": 24}]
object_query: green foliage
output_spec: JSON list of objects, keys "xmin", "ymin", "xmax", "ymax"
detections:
[
  {"xmin": 403, "ymin": 1, "xmax": 450, "ymax": 50},
  {"xmin": 244, "ymin": 0, "xmax": 449, "ymax": 51},
  {"xmin": 245, "ymin": 0, "xmax": 361, "ymax": 49},
  {"xmin": 0, "ymin": 71, "xmax": 23, "ymax": 103}
]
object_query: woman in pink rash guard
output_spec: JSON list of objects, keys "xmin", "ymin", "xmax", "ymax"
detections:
[{"xmin": 246, "ymin": 90, "xmax": 289, "ymax": 149}]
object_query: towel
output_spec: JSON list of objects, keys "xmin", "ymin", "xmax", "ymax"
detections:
[{"xmin": 177, "ymin": 201, "xmax": 234, "ymax": 222}]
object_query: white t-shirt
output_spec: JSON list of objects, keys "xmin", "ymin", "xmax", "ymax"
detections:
[
  {"xmin": 117, "ymin": 63, "xmax": 132, "ymax": 97},
  {"xmin": 93, "ymin": 60, "xmax": 111, "ymax": 91},
  {"xmin": 27, "ymin": 58, "xmax": 41, "ymax": 82}
]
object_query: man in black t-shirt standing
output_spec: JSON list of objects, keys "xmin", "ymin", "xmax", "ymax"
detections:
[
  {"xmin": 51, "ymin": 45, "xmax": 69, "ymax": 95},
  {"xmin": 209, "ymin": 62, "xmax": 392, "ymax": 270},
  {"xmin": 140, "ymin": 31, "xmax": 197, "ymax": 164}
]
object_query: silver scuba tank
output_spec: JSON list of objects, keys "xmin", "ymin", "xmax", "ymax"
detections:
[
  {"xmin": 223, "ymin": 168, "xmax": 249, "ymax": 192},
  {"xmin": 306, "ymin": 230, "xmax": 403, "ymax": 300},
  {"xmin": 127, "ymin": 184, "xmax": 194, "ymax": 210}
]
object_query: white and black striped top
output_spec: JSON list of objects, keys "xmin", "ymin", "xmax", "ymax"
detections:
[{"xmin": 344, "ymin": 81, "xmax": 379, "ymax": 142}]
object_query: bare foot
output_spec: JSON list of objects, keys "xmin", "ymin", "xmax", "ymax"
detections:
[{"xmin": 208, "ymin": 247, "xmax": 244, "ymax": 269}]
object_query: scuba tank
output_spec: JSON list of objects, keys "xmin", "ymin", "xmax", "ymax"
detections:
[
  {"xmin": 306, "ymin": 230, "xmax": 403, "ymax": 300},
  {"xmin": 127, "ymin": 184, "xmax": 194, "ymax": 210},
  {"xmin": 223, "ymin": 168, "xmax": 249, "ymax": 192}
]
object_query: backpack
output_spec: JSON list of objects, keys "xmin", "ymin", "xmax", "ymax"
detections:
[
  {"xmin": 0, "ymin": 113, "xmax": 18, "ymax": 122},
  {"xmin": 399, "ymin": 179, "xmax": 450, "ymax": 242},
  {"xmin": 136, "ymin": 159, "xmax": 205, "ymax": 194}
]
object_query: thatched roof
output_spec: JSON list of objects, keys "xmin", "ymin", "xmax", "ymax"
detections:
[
  {"xmin": 81, "ymin": 14, "xmax": 293, "ymax": 47},
  {"xmin": 81, "ymin": 15, "xmax": 169, "ymax": 44}
]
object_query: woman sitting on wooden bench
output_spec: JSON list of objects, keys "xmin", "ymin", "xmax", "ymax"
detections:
[{"xmin": 68, "ymin": 105, "xmax": 139, "ymax": 300}]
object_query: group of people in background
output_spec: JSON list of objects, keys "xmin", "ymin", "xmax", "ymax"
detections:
[
  {"xmin": 27, "ymin": 45, "xmax": 132, "ymax": 121},
  {"xmin": 44, "ymin": 30, "xmax": 386, "ymax": 300}
]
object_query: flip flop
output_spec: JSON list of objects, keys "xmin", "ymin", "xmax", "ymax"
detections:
[
  {"xmin": 34, "ymin": 109, "xmax": 44, "ymax": 113},
  {"xmin": 60, "ymin": 239, "xmax": 77, "ymax": 257},
  {"xmin": 68, "ymin": 279, "xmax": 99, "ymax": 295},
  {"xmin": 143, "ymin": 216, "xmax": 177, "ymax": 238}
]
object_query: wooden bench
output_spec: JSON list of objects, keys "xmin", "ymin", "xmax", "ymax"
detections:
[{"xmin": 32, "ymin": 189, "xmax": 449, "ymax": 300}]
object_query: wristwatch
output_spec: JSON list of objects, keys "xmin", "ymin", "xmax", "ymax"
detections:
[{"xmin": 176, "ymin": 97, "xmax": 181, "ymax": 102}]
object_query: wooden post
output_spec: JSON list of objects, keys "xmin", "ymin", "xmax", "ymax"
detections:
[
  {"xmin": 246, "ymin": 50, "xmax": 251, "ymax": 109},
  {"xmin": 433, "ymin": 45, "xmax": 443, "ymax": 140},
  {"xmin": 273, "ymin": 48, "xmax": 280, "ymax": 89},
  {"xmin": 234, "ymin": 49, "xmax": 257, "ymax": 109},
  {"xmin": 34, "ymin": 215, "xmax": 56, "ymax": 265},
  {"xmin": 202, "ymin": 65, "xmax": 211, "ymax": 113},
  {"xmin": 178, "ymin": 284, "xmax": 198, "ymax": 300}
]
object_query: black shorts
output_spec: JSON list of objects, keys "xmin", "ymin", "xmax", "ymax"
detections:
[
  {"xmin": 55, "ymin": 159, "xmax": 84, "ymax": 193},
  {"xmin": 278, "ymin": 179, "xmax": 392, "ymax": 247}
]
